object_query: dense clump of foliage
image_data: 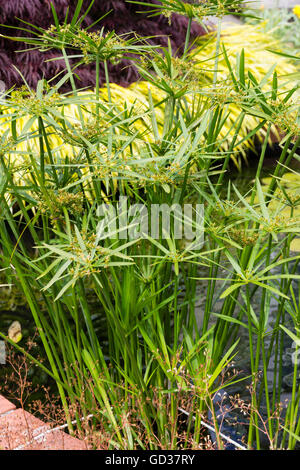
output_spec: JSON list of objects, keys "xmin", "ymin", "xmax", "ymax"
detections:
[
  {"xmin": 0, "ymin": 0, "xmax": 206, "ymax": 89},
  {"xmin": 1, "ymin": 0, "xmax": 300, "ymax": 451}
]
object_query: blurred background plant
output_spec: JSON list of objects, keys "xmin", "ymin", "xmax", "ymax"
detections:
[{"xmin": 245, "ymin": 2, "xmax": 300, "ymax": 57}]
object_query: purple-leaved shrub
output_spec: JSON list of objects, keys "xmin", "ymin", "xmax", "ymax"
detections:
[{"xmin": 0, "ymin": 0, "xmax": 206, "ymax": 90}]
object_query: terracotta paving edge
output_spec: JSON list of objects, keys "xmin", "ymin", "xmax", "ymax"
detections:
[
  {"xmin": 0, "ymin": 394, "xmax": 87, "ymax": 450},
  {"xmin": 0, "ymin": 396, "xmax": 16, "ymax": 415}
]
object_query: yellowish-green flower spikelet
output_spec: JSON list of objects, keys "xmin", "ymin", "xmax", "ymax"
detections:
[
  {"xmin": 193, "ymin": 23, "xmax": 299, "ymax": 145},
  {"xmin": 247, "ymin": 171, "xmax": 300, "ymax": 251},
  {"xmin": 261, "ymin": 172, "xmax": 300, "ymax": 219}
]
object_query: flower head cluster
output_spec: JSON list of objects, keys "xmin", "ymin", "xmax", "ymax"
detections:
[
  {"xmin": 270, "ymin": 98, "xmax": 300, "ymax": 138},
  {"xmin": 129, "ymin": 160, "xmax": 185, "ymax": 189},
  {"xmin": 93, "ymin": 154, "xmax": 125, "ymax": 180},
  {"xmin": 41, "ymin": 24, "xmax": 73, "ymax": 50},
  {"xmin": 91, "ymin": 156, "xmax": 185, "ymax": 189},
  {"xmin": 261, "ymin": 214, "xmax": 299, "ymax": 234},
  {"xmin": 43, "ymin": 228, "xmax": 134, "ymax": 285},
  {"xmin": 140, "ymin": 54, "xmax": 210, "ymax": 93},
  {"xmin": 72, "ymin": 30, "xmax": 127, "ymax": 65},
  {"xmin": 207, "ymin": 79, "xmax": 247, "ymax": 107},
  {"xmin": 42, "ymin": 25, "xmax": 130, "ymax": 64},
  {"xmin": 159, "ymin": 0, "xmax": 241, "ymax": 23},
  {"xmin": 38, "ymin": 189, "xmax": 83, "ymax": 222},
  {"xmin": 170, "ymin": 56, "xmax": 210, "ymax": 89},
  {"xmin": 213, "ymin": 199, "xmax": 239, "ymax": 220},
  {"xmin": 61, "ymin": 119, "xmax": 109, "ymax": 147},
  {"xmin": 161, "ymin": 1, "xmax": 209, "ymax": 22},
  {"xmin": 278, "ymin": 189, "xmax": 300, "ymax": 208},
  {"xmin": 10, "ymin": 86, "xmax": 61, "ymax": 116},
  {"xmin": 68, "ymin": 233, "xmax": 111, "ymax": 278},
  {"xmin": 41, "ymin": 23, "xmax": 154, "ymax": 69},
  {"xmin": 229, "ymin": 227, "xmax": 259, "ymax": 247},
  {"xmin": 0, "ymin": 135, "xmax": 16, "ymax": 158}
]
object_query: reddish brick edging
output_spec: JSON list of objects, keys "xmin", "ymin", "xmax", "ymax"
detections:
[
  {"xmin": 0, "ymin": 396, "xmax": 15, "ymax": 415},
  {"xmin": 0, "ymin": 395, "xmax": 87, "ymax": 450}
]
